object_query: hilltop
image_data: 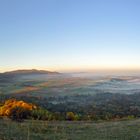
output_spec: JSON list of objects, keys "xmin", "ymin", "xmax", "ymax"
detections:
[{"xmin": 0, "ymin": 69, "xmax": 59, "ymax": 75}]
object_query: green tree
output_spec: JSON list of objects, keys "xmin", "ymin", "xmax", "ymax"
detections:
[{"xmin": 31, "ymin": 108, "xmax": 49, "ymax": 120}]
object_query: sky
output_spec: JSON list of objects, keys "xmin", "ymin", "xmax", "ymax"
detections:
[{"xmin": 0, "ymin": 0, "xmax": 140, "ymax": 72}]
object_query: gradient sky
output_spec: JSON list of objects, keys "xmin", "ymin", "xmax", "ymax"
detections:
[{"xmin": 0, "ymin": 0, "xmax": 140, "ymax": 72}]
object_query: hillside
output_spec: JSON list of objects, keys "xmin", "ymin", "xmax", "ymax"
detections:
[
  {"xmin": 0, "ymin": 119, "xmax": 140, "ymax": 140},
  {"xmin": 1, "ymin": 69, "xmax": 59, "ymax": 75}
]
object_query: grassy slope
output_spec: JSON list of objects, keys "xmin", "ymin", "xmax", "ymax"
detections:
[{"xmin": 0, "ymin": 119, "xmax": 140, "ymax": 140}]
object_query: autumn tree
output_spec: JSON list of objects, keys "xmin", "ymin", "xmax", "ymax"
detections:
[
  {"xmin": 66, "ymin": 112, "xmax": 76, "ymax": 121},
  {"xmin": 0, "ymin": 99, "xmax": 37, "ymax": 121}
]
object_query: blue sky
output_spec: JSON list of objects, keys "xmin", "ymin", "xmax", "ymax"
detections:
[{"xmin": 0, "ymin": 0, "xmax": 140, "ymax": 72}]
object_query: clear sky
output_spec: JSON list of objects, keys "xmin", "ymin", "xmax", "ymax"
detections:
[{"xmin": 0, "ymin": 0, "xmax": 140, "ymax": 72}]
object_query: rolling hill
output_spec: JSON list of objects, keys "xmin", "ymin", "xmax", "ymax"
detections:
[{"xmin": 0, "ymin": 69, "xmax": 59, "ymax": 75}]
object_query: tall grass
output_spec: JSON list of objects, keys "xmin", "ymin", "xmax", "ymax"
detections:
[{"xmin": 0, "ymin": 119, "xmax": 140, "ymax": 140}]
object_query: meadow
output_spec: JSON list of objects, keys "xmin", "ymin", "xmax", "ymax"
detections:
[{"xmin": 1, "ymin": 119, "xmax": 140, "ymax": 140}]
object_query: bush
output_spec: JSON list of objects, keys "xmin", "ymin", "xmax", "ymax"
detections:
[
  {"xmin": 31, "ymin": 109, "xmax": 49, "ymax": 120},
  {"xmin": 0, "ymin": 99, "xmax": 37, "ymax": 117},
  {"xmin": 9, "ymin": 106, "xmax": 31, "ymax": 122},
  {"xmin": 66, "ymin": 112, "xmax": 76, "ymax": 121}
]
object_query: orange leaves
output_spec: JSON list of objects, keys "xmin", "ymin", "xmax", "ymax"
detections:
[{"xmin": 0, "ymin": 99, "xmax": 37, "ymax": 116}]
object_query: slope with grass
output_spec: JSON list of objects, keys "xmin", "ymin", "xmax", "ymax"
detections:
[{"xmin": 0, "ymin": 119, "xmax": 140, "ymax": 140}]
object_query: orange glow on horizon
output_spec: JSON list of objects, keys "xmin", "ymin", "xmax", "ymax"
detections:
[{"xmin": 1, "ymin": 64, "xmax": 140, "ymax": 73}]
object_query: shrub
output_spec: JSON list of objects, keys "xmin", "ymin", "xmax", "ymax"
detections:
[
  {"xmin": 66, "ymin": 112, "xmax": 76, "ymax": 121},
  {"xmin": 9, "ymin": 106, "xmax": 31, "ymax": 122},
  {"xmin": 0, "ymin": 99, "xmax": 37, "ymax": 121},
  {"xmin": 31, "ymin": 108, "xmax": 49, "ymax": 120}
]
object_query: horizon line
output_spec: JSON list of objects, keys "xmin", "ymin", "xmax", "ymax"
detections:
[{"xmin": 0, "ymin": 68, "xmax": 140, "ymax": 73}]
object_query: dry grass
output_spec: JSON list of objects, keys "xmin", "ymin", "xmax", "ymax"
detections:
[{"xmin": 0, "ymin": 119, "xmax": 140, "ymax": 140}]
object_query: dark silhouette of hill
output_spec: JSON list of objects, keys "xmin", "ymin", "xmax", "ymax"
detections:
[
  {"xmin": 1, "ymin": 69, "xmax": 59, "ymax": 75},
  {"xmin": 0, "ymin": 70, "xmax": 60, "ymax": 83}
]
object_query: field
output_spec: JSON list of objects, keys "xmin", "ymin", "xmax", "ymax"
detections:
[{"xmin": 0, "ymin": 119, "xmax": 140, "ymax": 140}]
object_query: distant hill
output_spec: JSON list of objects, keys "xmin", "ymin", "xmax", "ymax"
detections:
[{"xmin": 0, "ymin": 69, "xmax": 60, "ymax": 76}]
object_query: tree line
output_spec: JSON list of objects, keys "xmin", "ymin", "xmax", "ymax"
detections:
[{"xmin": 0, "ymin": 92, "xmax": 140, "ymax": 121}]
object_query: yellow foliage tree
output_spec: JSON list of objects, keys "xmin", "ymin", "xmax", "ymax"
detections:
[
  {"xmin": 66, "ymin": 112, "xmax": 76, "ymax": 121},
  {"xmin": 0, "ymin": 99, "xmax": 37, "ymax": 117}
]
